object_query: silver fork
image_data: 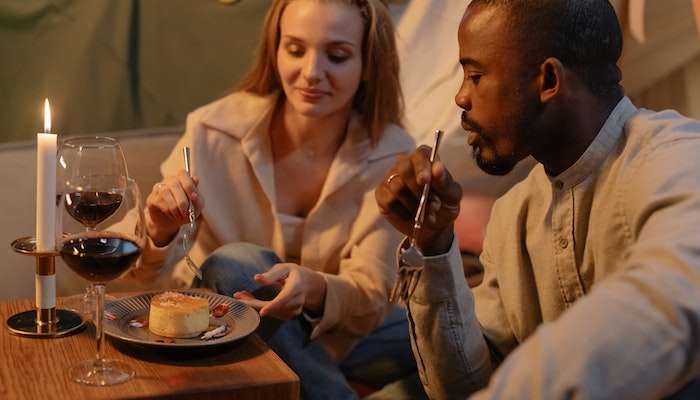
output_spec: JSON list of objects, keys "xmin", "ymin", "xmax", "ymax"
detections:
[
  {"xmin": 389, "ymin": 130, "xmax": 443, "ymax": 303},
  {"xmin": 182, "ymin": 146, "xmax": 202, "ymax": 280}
]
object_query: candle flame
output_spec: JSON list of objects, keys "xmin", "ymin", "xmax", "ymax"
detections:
[{"xmin": 43, "ymin": 98, "xmax": 51, "ymax": 134}]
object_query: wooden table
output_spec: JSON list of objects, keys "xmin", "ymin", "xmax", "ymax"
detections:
[{"xmin": 0, "ymin": 295, "xmax": 299, "ymax": 400}]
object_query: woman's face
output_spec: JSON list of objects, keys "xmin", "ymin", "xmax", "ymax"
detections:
[{"xmin": 276, "ymin": 0, "xmax": 364, "ymax": 119}]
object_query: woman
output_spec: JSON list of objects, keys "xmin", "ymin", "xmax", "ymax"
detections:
[{"xmin": 130, "ymin": 0, "xmax": 415, "ymax": 398}]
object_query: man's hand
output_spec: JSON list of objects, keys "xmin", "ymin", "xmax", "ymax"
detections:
[{"xmin": 375, "ymin": 146, "xmax": 462, "ymax": 256}]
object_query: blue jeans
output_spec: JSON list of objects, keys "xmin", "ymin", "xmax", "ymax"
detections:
[{"xmin": 192, "ymin": 242, "xmax": 426, "ymax": 400}]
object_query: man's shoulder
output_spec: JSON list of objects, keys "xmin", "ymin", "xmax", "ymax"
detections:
[
  {"xmin": 617, "ymin": 108, "xmax": 700, "ymax": 193},
  {"xmin": 624, "ymin": 108, "xmax": 700, "ymax": 153},
  {"xmin": 610, "ymin": 107, "xmax": 700, "ymax": 186}
]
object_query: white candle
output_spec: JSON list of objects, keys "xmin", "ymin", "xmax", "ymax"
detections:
[{"xmin": 36, "ymin": 99, "xmax": 57, "ymax": 252}]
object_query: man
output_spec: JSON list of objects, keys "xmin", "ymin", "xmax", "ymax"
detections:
[
  {"xmin": 390, "ymin": 0, "xmax": 535, "ymax": 261},
  {"xmin": 375, "ymin": 0, "xmax": 700, "ymax": 398}
]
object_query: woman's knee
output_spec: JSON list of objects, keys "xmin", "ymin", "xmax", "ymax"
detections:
[
  {"xmin": 207, "ymin": 243, "xmax": 279, "ymax": 269},
  {"xmin": 199, "ymin": 242, "xmax": 281, "ymax": 293}
]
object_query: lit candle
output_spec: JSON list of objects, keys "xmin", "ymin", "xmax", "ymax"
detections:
[
  {"xmin": 35, "ymin": 99, "xmax": 57, "ymax": 311},
  {"xmin": 36, "ymin": 99, "xmax": 57, "ymax": 251}
]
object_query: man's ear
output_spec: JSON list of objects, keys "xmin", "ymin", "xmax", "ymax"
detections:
[{"xmin": 537, "ymin": 57, "xmax": 564, "ymax": 103}]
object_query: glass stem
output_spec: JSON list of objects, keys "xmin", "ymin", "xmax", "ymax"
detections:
[
  {"xmin": 87, "ymin": 283, "xmax": 96, "ymax": 317},
  {"xmin": 94, "ymin": 283, "xmax": 106, "ymax": 364}
]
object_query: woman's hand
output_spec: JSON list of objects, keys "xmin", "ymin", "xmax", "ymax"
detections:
[
  {"xmin": 375, "ymin": 145, "xmax": 462, "ymax": 256},
  {"xmin": 145, "ymin": 170, "xmax": 205, "ymax": 247},
  {"xmin": 234, "ymin": 263, "xmax": 327, "ymax": 320}
]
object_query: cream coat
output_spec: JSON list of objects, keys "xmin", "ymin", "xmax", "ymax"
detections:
[{"xmin": 130, "ymin": 91, "xmax": 414, "ymax": 359}]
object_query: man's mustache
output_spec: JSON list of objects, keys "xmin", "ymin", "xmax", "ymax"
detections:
[{"xmin": 461, "ymin": 112, "xmax": 484, "ymax": 134}]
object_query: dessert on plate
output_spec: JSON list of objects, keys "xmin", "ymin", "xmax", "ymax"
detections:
[{"xmin": 148, "ymin": 291, "xmax": 210, "ymax": 338}]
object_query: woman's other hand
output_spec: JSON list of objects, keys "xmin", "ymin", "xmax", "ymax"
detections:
[
  {"xmin": 233, "ymin": 263, "xmax": 327, "ymax": 320},
  {"xmin": 145, "ymin": 170, "xmax": 205, "ymax": 247}
]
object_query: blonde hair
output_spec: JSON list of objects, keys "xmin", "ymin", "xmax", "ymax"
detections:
[{"xmin": 237, "ymin": 0, "xmax": 403, "ymax": 144}]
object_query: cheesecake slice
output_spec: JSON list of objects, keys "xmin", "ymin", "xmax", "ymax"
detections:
[{"xmin": 148, "ymin": 291, "xmax": 209, "ymax": 338}]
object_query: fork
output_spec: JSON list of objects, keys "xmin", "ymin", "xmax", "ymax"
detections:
[
  {"xmin": 389, "ymin": 130, "xmax": 443, "ymax": 303},
  {"xmin": 182, "ymin": 146, "xmax": 202, "ymax": 280}
]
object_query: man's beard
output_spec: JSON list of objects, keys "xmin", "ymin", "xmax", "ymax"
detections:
[
  {"xmin": 469, "ymin": 99, "xmax": 540, "ymax": 176},
  {"xmin": 472, "ymin": 145, "xmax": 517, "ymax": 176},
  {"xmin": 464, "ymin": 118, "xmax": 520, "ymax": 176}
]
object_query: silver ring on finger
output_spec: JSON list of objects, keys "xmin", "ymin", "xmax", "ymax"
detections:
[{"xmin": 154, "ymin": 182, "xmax": 167, "ymax": 192}]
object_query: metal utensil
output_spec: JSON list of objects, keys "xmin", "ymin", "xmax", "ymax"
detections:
[
  {"xmin": 389, "ymin": 129, "xmax": 443, "ymax": 303},
  {"xmin": 182, "ymin": 146, "xmax": 202, "ymax": 280}
]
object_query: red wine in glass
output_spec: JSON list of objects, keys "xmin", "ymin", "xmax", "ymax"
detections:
[
  {"xmin": 57, "ymin": 137, "xmax": 140, "ymax": 386},
  {"xmin": 65, "ymin": 191, "xmax": 123, "ymax": 228},
  {"xmin": 60, "ymin": 235, "xmax": 140, "ymax": 283}
]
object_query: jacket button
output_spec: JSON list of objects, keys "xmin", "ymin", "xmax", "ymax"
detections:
[{"xmin": 559, "ymin": 238, "xmax": 569, "ymax": 249}]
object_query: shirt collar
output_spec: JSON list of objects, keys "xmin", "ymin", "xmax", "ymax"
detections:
[{"xmin": 550, "ymin": 96, "xmax": 638, "ymax": 189}]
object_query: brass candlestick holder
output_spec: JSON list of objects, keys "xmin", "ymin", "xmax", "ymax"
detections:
[{"xmin": 5, "ymin": 236, "xmax": 85, "ymax": 338}]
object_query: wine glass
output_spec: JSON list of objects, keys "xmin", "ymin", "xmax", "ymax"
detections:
[
  {"xmin": 57, "ymin": 136, "xmax": 128, "ymax": 318},
  {"xmin": 57, "ymin": 177, "xmax": 145, "ymax": 385}
]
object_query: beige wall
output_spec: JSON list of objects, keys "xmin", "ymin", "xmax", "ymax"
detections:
[
  {"xmin": 629, "ymin": 54, "xmax": 700, "ymax": 118},
  {"xmin": 617, "ymin": 0, "xmax": 700, "ymax": 118}
]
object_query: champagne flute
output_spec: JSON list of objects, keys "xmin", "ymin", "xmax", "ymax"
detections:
[
  {"xmin": 57, "ymin": 136, "xmax": 128, "ymax": 319},
  {"xmin": 58, "ymin": 178, "xmax": 145, "ymax": 385}
]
